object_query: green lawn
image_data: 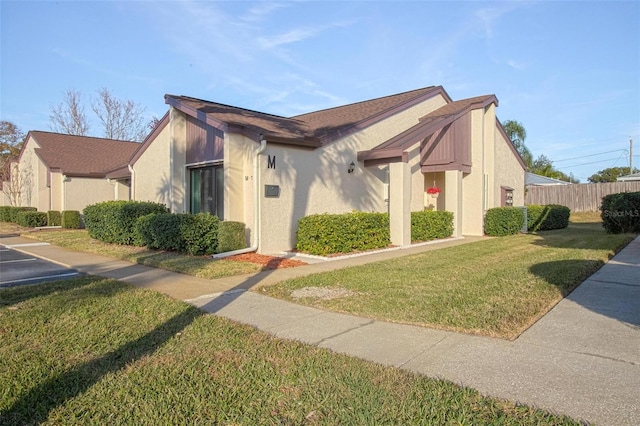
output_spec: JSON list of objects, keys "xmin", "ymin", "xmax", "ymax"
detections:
[
  {"xmin": 263, "ymin": 221, "xmax": 635, "ymax": 339},
  {"xmin": 0, "ymin": 277, "xmax": 581, "ymax": 425},
  {"xmin": 21, "ymin": 228, "xmax": 262, "ymax": 279}
]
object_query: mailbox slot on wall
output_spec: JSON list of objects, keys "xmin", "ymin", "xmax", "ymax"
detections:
[{"xmin": 265, "ymin": 185, "xmax": 280, "ymax": 198}]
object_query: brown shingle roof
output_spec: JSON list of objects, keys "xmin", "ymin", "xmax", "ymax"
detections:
[
  {"xmin": 28, "ymin": 131, "xmax": 140, "ymax": 177},
  {"xmin": 165, "ymin": 96, "xmax": 311, "ymax": 141},
  {"xmin": 292, "ymin": 86, "xmax": 442, "ymax": 140},
  {"xmin": 165, "ymin": 86, "xmax": 448, "ymax": 146}
]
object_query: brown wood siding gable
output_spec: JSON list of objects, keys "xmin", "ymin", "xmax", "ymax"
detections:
[
  {"xmin": 420, "ymin": 112, "xmax": 472, "ymax": 173},
  {"xmin": 186, "ymin": 115, "xmax": 224, "ymax": 164}
]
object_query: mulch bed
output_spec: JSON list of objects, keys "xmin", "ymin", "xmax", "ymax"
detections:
[{"xmin": 226, "ymin": 253, "xmax": 307, "ymax": 270}]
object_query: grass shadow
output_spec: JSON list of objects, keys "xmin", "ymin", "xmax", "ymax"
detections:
[
  {"xmin": 0, "ymin": 276, "xmax": 95, "ymax": 308},
  {"xmin": 0, "ymin": 305, "xmax": 203, "ymax": 425},
  {"xmin": 529, "ymin": 259, "xmax": 605, "ymax": 296}
]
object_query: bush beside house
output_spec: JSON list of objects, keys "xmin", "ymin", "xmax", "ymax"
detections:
[
  {"xmin": 484, "ymin": 207, "xmax": 525, "ymax": 236},
  {"xmin": 16, "ymin": 211, "xmax": 48, "ymax": 227},
  {"xmin": 218, "ymin": 221, "xmax": 248, "ymax": 253},
  {"xmin": 526, "ymin": 204, "xmax": 570, "ymax": 231},
  {"xmin": 61, "ymin": 210, "xmax": 82, "ymax": 229},
  {"xmin": 601, "ymin": 191, "xmax": 640, "ymax": 233},
  {"xmin": 296, "ymin": 211, "xmax": 455, "ymax": 256},
  {"xmin": 83, "ymin": 201, "xmax": 169, "ymax": 245},
  {"xmin": 0, "ymin": 206, "xmax": 37, "ymax": 223},
  {"xmin": 296, "ymin": 212, "xmax": 390, "ymax": 256},
  {"xmin": 411, "ymin": 211, "xmax": 454, "ymax": 241},
  {"xmin": 47, "ymin": 211, "xmax": 62, "ymax": 226}
]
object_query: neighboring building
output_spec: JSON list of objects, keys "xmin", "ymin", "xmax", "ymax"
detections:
[
  {"xmin": 6, "ymin": 131, "xmax": 139, "ymax": 212},
  {"xmin": 526, "ymin": 172, "xmax": 572, "ymax": 186},
  {"xmin": 617, "ymin": 172, "xmax": 640, "ymax": 182},
  {"xmin": 130, "ymin": 86, "xmax": 526, "ymax": 253}
]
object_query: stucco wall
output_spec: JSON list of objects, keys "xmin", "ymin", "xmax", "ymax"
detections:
[
  {"xmin": 133, "ymin": 120, "xmax": 171, "ymax": 208},
  {"xmin": 494, "ymin": 126, "xmax": 525, "ymax": 206},
  {"xmin": 256, "ymin": 95, "xmax": 448, "ymax": 253},
  {"xmin": 62, "ymin": 177, "xmax": 117, "ymax": 212},
  {"xmin": 461, "ymin": 109, "xmax": 486, "ymax": 236}
]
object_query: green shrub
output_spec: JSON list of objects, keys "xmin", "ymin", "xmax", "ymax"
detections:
[
  {"xmin": 47, "ymin": 210, "xmax": 62, "ymax": 226},
  {"xmin": 16, "ymin": 211, "xmax": 47, "ymax": 227},
  {"xmin": 83, "ymin": 201, "xmax": 168, "ymax": 245},
  {"xmin": 179, "ymin": 213, "xmax": 219, "ymax": 255},
  {"xmin": 149, "ymin": 213, "xmax": 184, "ymax": 251},
  {"xmin": 218, "ymin": 221, "xmax": 247, "ymax": 253},
  {"xmin": 411, "ymin": 210, "xmax": 454, "ymax": 241},
  {"xmin": 135, "ymin": 212, "xmax": 219, "ymax": 255},
  {"xmin": 61, "ymin": 211, "xmax": 82, "ymax": 229},
  {"xmin": 1, "ymin": 206, "xmax": 37, "ymax": 223},
  {"xmin": 601, "ymin": 191, "xmax": 640, "ymax": 233},
  {"xmin": 527, "ymin": 204, "xmax": 570, "ymax": 231},
  {"xmin": 0, "ymin": 206, "xmax": 12, "ymax": 222},
  {"xmin": 484, "ymin": 207, "xmax": 525, "ymax": 236},
  {"xmin": 296, "ymin": 212, "xmax": 390, "ymax": 256}
]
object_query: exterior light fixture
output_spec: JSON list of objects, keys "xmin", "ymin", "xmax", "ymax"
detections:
[{"xmin": 348, "ymin": 161, "xmax": 355, "ymax": 174}]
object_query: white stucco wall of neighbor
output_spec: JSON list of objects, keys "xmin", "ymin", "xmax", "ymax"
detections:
[
  {"xmin": 132, "ymin": 119, "xmax": 171, "ymax": 207},
  {"xmin": 494, "ymin": 127, "xmax": 525, "ymax": 206},
  {"xmin": 62, "ymin": 177, "xmax": 115, "ymax": 212},
  {"xmin": 256, "ymin": 94, "xmax": 448, "ymax": 254}
]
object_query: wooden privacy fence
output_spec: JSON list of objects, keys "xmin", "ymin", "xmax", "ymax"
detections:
[{"xmin": 525, "ymin": 182, "xmax": 640, "ymax": 212}]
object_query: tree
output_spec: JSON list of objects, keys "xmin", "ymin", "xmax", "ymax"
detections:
[
  {"xmin": 0, "ymin": 120, "xmax": 26, "ymax": 182},
  {"xmin": 92, "ymin": 87, "xmax": 147, "ymax": 141},
  {"xmin": 48, "ymin": 88, "xmax": 148, "ymax": 142},
  {"xmin": 502, "ymin": 119, "xmax": 533, "ymax": 168},
  {"xmin": 530, "ymin": 154, "xmax": 579, "ymax": 183},
  {"xmin": 588, "ymin": 167, "xmax": 639, "ymax": 183},
  {"xmin": 49, "ymin": 89, "xmax": 90, "ymax": 136}
]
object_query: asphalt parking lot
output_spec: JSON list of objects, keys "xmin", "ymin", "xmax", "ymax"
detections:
[{"xmin": 0, "ymin": 242, "xmax": 80, "ymax": 288}]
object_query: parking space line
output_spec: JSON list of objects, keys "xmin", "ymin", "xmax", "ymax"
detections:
[
  {"xmin": 4, "ymin": 242, "xmax": 51, "ymax": 248},
  {"xmin": 0, "ymin": 258, "xmax": 38, "ymax": 264},
  {"xmin": 0, "ymin": 272, "xmax": 80, "ymax": 286}
]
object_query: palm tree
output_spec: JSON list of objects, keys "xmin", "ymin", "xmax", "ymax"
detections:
[{"xmin": 502, "ymin": 120, "xmax": 533, "ymax": 168}]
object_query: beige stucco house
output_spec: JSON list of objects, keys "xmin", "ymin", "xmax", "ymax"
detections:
[
  {"xmin": 6, "ymin": 131, "xmax": 138, "ymax": 211},
  {"xmin": 129, "ymin": 86, "xmax": 526, "ymax": 254}
]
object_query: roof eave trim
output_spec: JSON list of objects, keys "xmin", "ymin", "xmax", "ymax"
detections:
[
  {"xmin": 129, "ymin": 111, "xmax": 170, "ymax": 166},
  {"xmin": 165, "ymin": 95, "xmax": 229, "ymax": 130}
]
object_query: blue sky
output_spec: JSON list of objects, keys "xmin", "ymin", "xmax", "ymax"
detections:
[{"xmin": 1, "ymin": 0, "xmax": 639, "ymax": 181}]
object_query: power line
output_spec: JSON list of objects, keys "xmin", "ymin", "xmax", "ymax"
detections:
[
  {"xmin": 559, "ymin": 157, "xmax": 629, "ymax": 169},
  {"xmin": 552, "ymin": 149, "xmax": 627, "ymax": 163}
]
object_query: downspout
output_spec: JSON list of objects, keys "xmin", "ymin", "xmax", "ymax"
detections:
[
  {"xmin": 212, "ymin": 136, "xmax": 266, "ymax": 259},
  {"xmin": 128, "ymin": 165, "xmax": 135, "ymax": 200}
]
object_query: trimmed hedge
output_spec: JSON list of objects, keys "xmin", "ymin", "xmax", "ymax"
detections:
[
  {"xmin": 61, "ymin": 211, "xmax": 82, "ymax": 229},
  {"xmin": 484, "ymin": 207, "xmax": 525, "ymax": 236},
  {"xmin": 16, "ymin": 211, "xmax": 47, "ymax": 227},
  {"xmin": 601, "ymin": 191, "xmax": 640, "ymax": 233},
  {"xmin": 218, "ymin": 221, "xmax": 247, "ymax": 253},
  {"xmin": 47, "ymin": 211, "xmax": 62, "ymax": 226},
  {"xmin": 411, "ymin": 210, "xmax": 454, "ymax": 241},
  {"xmin": 296, "ymin": 212, "xmax": 390, "ymax": 256},
  {"xmin": 83, "ymin": 201, "xmax": 168, "ymax": 245},
  {"xmin": 135, "ymin": 213, "xmax": 220, "ymax": 255},
  {"xmin": 0, "ymin": 206, "xmax": 12, "ymax": 222},
  {"xmin": 0, "ymin": 206, "xmax": 37, "ymax": 223},
  {"xmin": 527, "ymin": 204, "xmax": 570, "ymax": 231}
]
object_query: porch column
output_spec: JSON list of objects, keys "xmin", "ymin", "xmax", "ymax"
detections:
[
  {"xmin": 389, "ymin": 162, "xmax": 411, "ymax": 246},
  {"xmin": 445, "ymin": 170, "xmax": 463, "ymax": 237}
]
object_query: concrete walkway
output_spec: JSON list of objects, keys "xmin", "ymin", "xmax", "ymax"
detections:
[{"xmin": 2, "ymin": 233, "xmax": 639, "ymax": 425}]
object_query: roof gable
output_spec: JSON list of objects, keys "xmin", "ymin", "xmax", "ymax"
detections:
[
  {"xmin": 27, "ymin": 131, "xmax": 140, "ymax": 177},
  {"xmin": 165, "ymin": 86, "xmax": 450, "ymax": 147}
]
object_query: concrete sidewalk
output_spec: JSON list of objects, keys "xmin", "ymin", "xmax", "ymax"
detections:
[{"xmin": 2, "ymin": 233, "xmax": 639, "ymax": 425}]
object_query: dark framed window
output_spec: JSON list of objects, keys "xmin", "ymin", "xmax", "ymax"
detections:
[{"xmin": 190, "ymin": 164, "xmax": 224, "ymax": 218}]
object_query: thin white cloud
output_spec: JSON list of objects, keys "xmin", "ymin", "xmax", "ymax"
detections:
[
  {"xmin": 257, "ymin": 20, "xmax": 355, "ymax": 49},
  {"xmin": 241, "ymin": 2, "xmax": 288, "ymax": 23},
  {"xmin": 507, "ymin": 59, "xmax": 527, "ymax": 70}
]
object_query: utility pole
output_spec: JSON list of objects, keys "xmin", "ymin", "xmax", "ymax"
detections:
[{"xmin": 631, "ymin": 137, "xmax": 633, "ymax": 173}]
